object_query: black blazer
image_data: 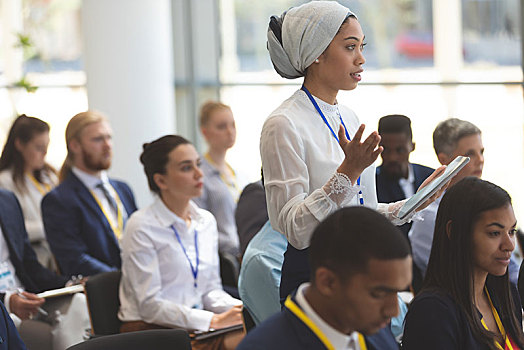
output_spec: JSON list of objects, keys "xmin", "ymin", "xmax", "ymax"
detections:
[
  {"xmin": 376, "ymin": 163, "xmax": 433, "ymax": 236},
  {"xmin": 0, "ymin": 190, "xmax": 67, "ymax": 302},
  {"xmin": 403, "ymin": 284, "xmax": 524, "ymax": 350},
  {"xmin": 42, "ymin": 172, "xmax": 137, "ymax": 276},
  {"xmin": 0, "ymin": 299, "xmax": 25, "ymax": 349},
  {"xmin": 238, "ymin": 294, "xmax": 399, "ymax": 350}
]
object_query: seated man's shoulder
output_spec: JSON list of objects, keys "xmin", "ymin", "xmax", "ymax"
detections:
[
  {"xmin": 109, "ymin": 178, "xmax": 132, "ymax": 190},
  {"xmin": 42, "ymin": 181, "xmax": 78, "ymax": 206},
  {"xmin": 0, "ymin": 188, "xmax": 17, "ymax": 202},
  {"xmin": 239, "ymin": 310, "xmax": 322, "ymax": 350}
]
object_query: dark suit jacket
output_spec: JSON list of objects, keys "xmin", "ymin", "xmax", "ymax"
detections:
[
  {"xmin": 42, "ymin": 172, "xmax": 137, "ymax": 276},
  {"xmin": 0, "ymin": 190, "xmax": 67, "ymax": 302},
  {"xmin": 238, "ymin": 294, "xmax": 398, "ymax": 350},
  {"xmin": 0, "ymin": 300, "xmax": 26, "ymax": 349},
  {"xmin": 403, "ymin": 283, "xmax": 524, "ymax": 350},
  {"xmin": 376, "ymin": 163, "xmax": 434, "ymax": 236}
]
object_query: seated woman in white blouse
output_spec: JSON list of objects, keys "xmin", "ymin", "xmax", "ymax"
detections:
[{"xmin": 118, "ymin": 135, "xmax": 244, "ymax": 350}]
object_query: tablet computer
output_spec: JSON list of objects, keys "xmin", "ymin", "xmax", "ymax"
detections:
[
  {"xmin": 191, "ymin": 324, "xmax": 244, "ymax": 340},
  {"xmin": 37, "ymin": 284, "xmax": 85, "ymax": 299},
  {"xmin": 397, "ymin": 156, "xmax": 470, "ymax": 220}
]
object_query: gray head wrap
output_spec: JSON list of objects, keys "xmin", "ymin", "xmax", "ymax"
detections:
[{"xmin": 267, "ymin": 1, "xmax": 356, "ymax": 79}]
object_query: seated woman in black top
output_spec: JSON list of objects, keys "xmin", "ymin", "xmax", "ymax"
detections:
[{"xmin": 403, "ymin": 177, "xmax": 524, "ymax": 350}]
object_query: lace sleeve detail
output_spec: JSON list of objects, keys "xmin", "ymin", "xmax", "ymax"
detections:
[
  {"xmin": 322, "ymin": 172, "xmax": 361, "ymax": 207},
  {"xmin": 377, "ymin": 200, "xmax": 423, "ymax": 226}
]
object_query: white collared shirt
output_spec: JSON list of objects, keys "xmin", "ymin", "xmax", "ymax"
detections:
[
  {"xmin": 118, "ymin": 197, "xmax": 241, "ymax": 331},
  {"xmin": 295, "ymin": 283, "xmax": 360, "ymax": 350},
  {"xmin": 398, "ymin": 164, "xmax": 415, "ymax": 198},
  {"xmin": 0, "ymin": 226, "xmax": 23, "ymax": 313},
  {"xmin": 261, "ymin": 90, "xmax": 408, "ymax": 249},
  {"xmin": 72, "ymin": 167, "xmax": 126, "ymax": 225}
]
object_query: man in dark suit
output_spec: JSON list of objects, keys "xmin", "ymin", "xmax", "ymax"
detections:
[
  {"xmin": 0, "ymin": 189, "xmax": 88, "ymax": 349},
  {"xmin": 375, "ymin": 114, "xmax": 433, "ymax": 236},
  {"xmin": 42, "ymin": 111, "xmax": 137, "ymax": 277},
  {"xmin": 238, "ymin": 207, "xmax": 412, "ymax": 350},
  {"xmin": 0, "ymin": 300, "xmax": 25, "ymax": 350}
]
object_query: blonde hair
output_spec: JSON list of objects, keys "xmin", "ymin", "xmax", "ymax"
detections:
[
  {"xmin": 59, "ymin": 110, "xmax": 107, "ymax": 182},
  {"xmin": 199, "ymin": 101, "xmax": 231, "ymax": 127}
]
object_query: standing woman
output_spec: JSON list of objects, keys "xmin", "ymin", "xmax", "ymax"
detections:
[
  {"xmin": 119, "ymin": 135, "xmax": 244, "ymax": 350},
  {"xmin": 403, "ymin": 177, "xmax": 524, "ymax": 349},
  {"xmin": 0, "ymin": 115, "xmax": 58, "ymax": 269},
  {"xmin": 264, "ymin": 1, "xmax": 444, "ymax": 298},
  {"xmin": 194, "ymin": 101, "xmax": 241, "ymax": 257}
]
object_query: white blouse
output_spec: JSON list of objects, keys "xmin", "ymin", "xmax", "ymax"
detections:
[
  {"xmin": 261, "ymin": 90, "xmax": 406, "ymax": 249},
  {"xmin": 118, "ymin": 197, "xmax": 241, "ymax": 331},
  {"xmin": 0, "ymin": 169, "xmax": 57, "ymax": 243}
]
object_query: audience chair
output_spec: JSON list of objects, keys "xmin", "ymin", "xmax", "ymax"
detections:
[
  {"xmin": 242, "ymin": 307, "xmax": 256, "ymax": 333},
  {"xmin": 219, "ymin": 252, "xmax": 240, "ymax": 287},
  {"xmin": 84, "ymin": 271, "xmax": 122, "ymax": 336},
  {"xmin": 66, "ymin": 329, "xmax": 191, "ymax": 350}
]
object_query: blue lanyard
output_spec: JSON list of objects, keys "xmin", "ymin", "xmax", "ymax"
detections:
[
  {"xmin": 171, "ymin": 225, "xmax": 199, "ymax": 288},
  {"xmin": 301, "ymin": 85, "xmax": 364, "ymax": 205}
]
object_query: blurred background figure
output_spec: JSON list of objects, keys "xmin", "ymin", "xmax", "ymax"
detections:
[
  {"xmin": 194, "ymin": 101, "xmax": 243, "ymax": 257},
  {"xmin": 375, "ymin": 114, "xmax": 434, "ymax": 237},
  {"xmin": 0, "ymin": 115, "xmax": 58, "ymax": 270}
]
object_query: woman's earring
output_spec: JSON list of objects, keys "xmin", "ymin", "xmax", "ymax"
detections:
[{"xmin": 315, "ymin": 59, "xmax": 319, "ymax": 63}]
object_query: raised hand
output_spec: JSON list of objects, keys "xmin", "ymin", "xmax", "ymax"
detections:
[{"xmin": 337, "ymin": 124, "xmax": 383, "ymax": 184}]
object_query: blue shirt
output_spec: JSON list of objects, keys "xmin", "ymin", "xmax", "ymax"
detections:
[
  {"xmin": 238, "ymin": 221, "xmax": 287, "ymax": 324},
  {"xmin": 193, "ymin": 158, "xmax": 240, "ymax": 256}
]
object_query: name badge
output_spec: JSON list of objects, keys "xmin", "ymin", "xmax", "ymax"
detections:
[{"xmin": 0, "ymin": 261, "xmax": 16, "ymax": 292}]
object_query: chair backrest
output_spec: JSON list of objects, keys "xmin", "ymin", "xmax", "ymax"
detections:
[
  {"xmin": 242, "ymin": 306, "xmax": 256, "ymax": 333},
  {"xmin": 66, "ymin": 329, "xmax": 191, "ymax": 350},
  {"xmin": 84, "ymin": 271, "xmax": 122, "ymax": 335},
  {"xmin": 219, "ymin": 252, "xmax": 240, "ymax": 287}
]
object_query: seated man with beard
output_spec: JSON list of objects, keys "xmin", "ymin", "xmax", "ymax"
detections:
[{"xmin": 42, "ymin": 111, "xmax": 137, "ymax": 276}]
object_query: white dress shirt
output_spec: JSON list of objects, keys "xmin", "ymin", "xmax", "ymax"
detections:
[
  {"xmin": 296, "ymin": 283, "xmax": 359, "ymax": 350},
  {"xmin": 0, "ymin": 169, "xmax": 57, "ymax": 243},
  {"xmin": 261, "ymin": 90, "xmax": 407, "ymax": 249},
  {"xmin": 408, "ymin": 197, "xmax": 441, "ymax": 276},
  {"xmin": 0, "ymin": 226, "xmax": 23, "ymax": 312},
  {"xmin": 398, "ymin": 164, "xmax": 415, "ymax": 198},
  {"xmin": 118, "ymin": 197, "xmax": 241, "ymax": 331}
]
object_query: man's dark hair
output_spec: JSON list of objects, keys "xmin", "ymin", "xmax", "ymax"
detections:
[
  {"xmin": 309, "ymin": 207, "xmax": 411, "ymax": 281},
  {"xmin": 378, "ymin": 114, "xmax": 413, "ymax": 141}
]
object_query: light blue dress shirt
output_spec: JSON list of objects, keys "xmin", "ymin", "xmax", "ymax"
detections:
[
  {"xmin": 238, "ymin": 221, "xmax": 287, "ymax": 324},
  {"xmin": 194, "ymin": 158, "xmax": 240, "ymax": 256}
]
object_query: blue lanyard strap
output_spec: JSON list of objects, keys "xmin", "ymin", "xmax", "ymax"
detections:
[
  {"xmin": 301, "ymin": 85, "xmax": 350, "ymax": 141},
  {"xmin": 301, "ymin": 85, "xmax": 364, "ymax": 205},
  {"xmin": 171, "ymin": 225, "xmax": 199, "ymax": 288}
]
